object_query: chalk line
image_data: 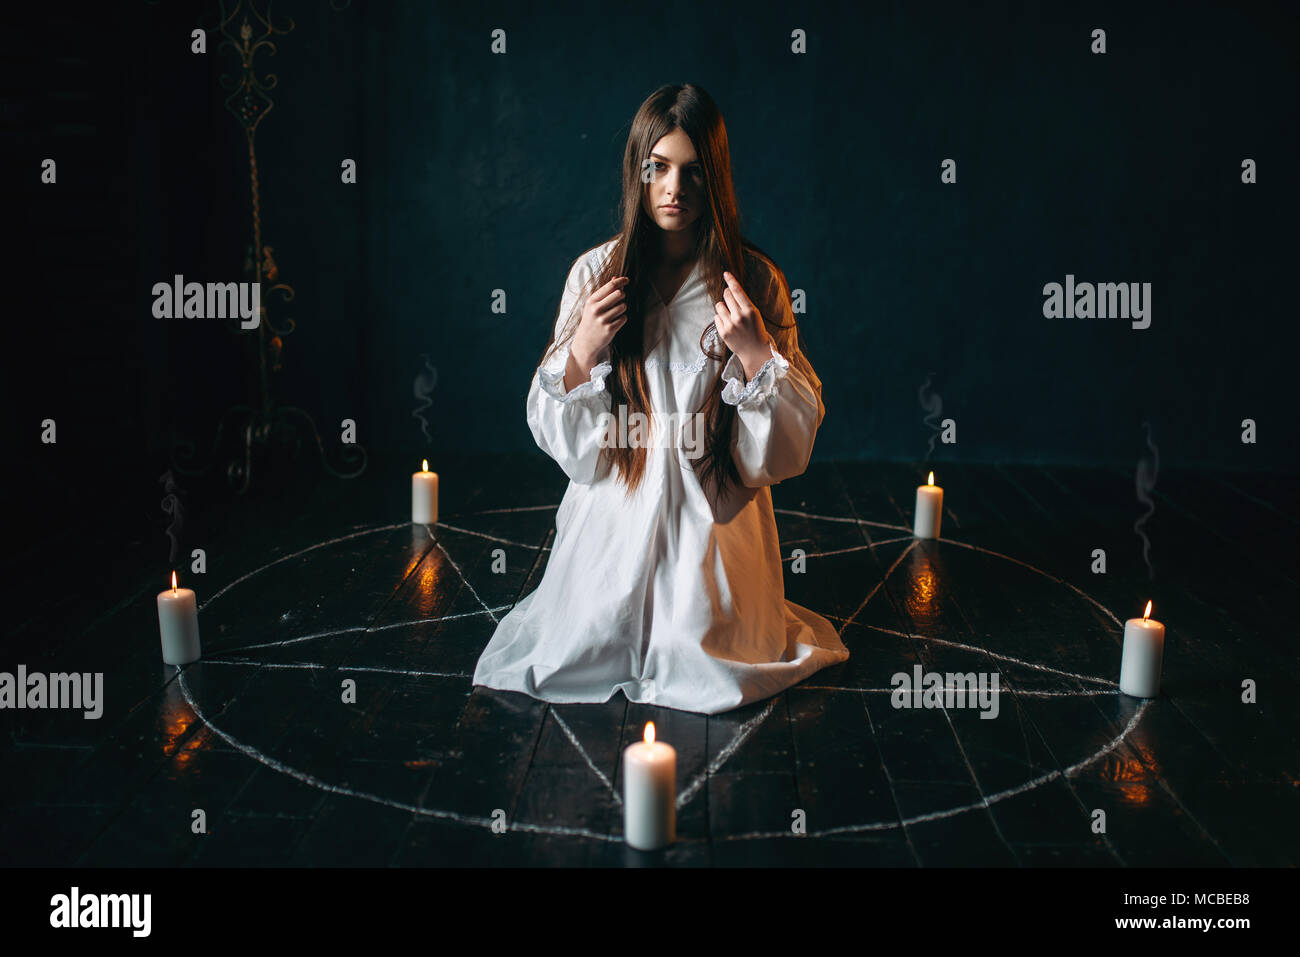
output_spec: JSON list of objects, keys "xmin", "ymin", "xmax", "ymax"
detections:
[
  {"xmin": 426, "ymin": 526, "xmax": 500, "ymax": 626},
  {"xmin": 433, "ymin": 522, "xmax": 542, "ymax": 550},
  {"xmin": 368, "ymin": 605, "xmax": 514, "ymax": 632},
  {"xmin": 340, "ymin": 666, "xmax": 472, "ymax": 679},
  {"xmin": 174, "ymin": 667, "xmax": 620, "ymax": 843},
  {"xmin": 201, "ymin": 661, "xmax": 474, "ymax": 680},
  {"xmin": 676, "ymin": 697, "xmax": 778, "ymax": 810},
  {"xmin": 204, "ymin": 604, "xmax": 514, "ymax": 658},
  {"xmin": 717, "ymin": 699, "xmax": 1152, "ymax": 840},
  {"xmin": 938, "ymin": 536, "xmax": 1123, "ymax": 628},
  {"xmin": 836, "ymin": 539, "xmax": 921, "ymax": 638},
  {"xmin": 782, "ymin": 536, "xmax": 915, "ymax": 562},
  {"xmin": 549, "ymin": 708, "xmax": 622, "ymax": 806},
  {"xmin": 181, "ymin": 505, "xmax": 1145, "ymax": 849},
  {"xmin": 773, "ymin": 508, "xmax": 912, "ymax": 534},
  {"xmin": 467, "ymin": 505, "xmax": 561, "ymax": 515},
  {"xmin": 199, "ymin": 522, "xmax": 410, "ymax": 613}
]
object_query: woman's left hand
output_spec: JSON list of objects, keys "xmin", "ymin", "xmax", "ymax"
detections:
[{"xmin": 714, "ymin": 270, "xmax": 776, "ymax": 380}]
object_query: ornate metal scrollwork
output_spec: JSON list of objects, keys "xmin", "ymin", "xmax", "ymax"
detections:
[{"xmin": 171, "ymin": 1, "xmax": 365, "ymax": 489}]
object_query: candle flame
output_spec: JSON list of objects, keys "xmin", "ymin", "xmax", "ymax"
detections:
[
  {"xmin": 422, "ymin": 459, "xmax": 429, "ymax": 472},
  {"xmin": 644, "ymin": 722, "xmax": 655, "ymax": 745},
  {"xmin": 927, "ymin": 471, "xmax": 934, "ymax": 486},
  {"xmin": 1143, "ymin": 600, "xmax": 1152, "ymax": 621},
  {"xmin": 171, "ymin": 570, "xmax": 177, "ymax": 594}
]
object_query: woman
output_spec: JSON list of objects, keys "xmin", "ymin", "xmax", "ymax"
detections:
[{"xmin": 472, "ymin": 83, "xmax": 848, "ymax": 714}]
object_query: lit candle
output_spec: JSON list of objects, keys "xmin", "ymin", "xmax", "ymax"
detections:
[
  {"xmin": 156, "ymin": 571, "xmax": 201, "ymax": 665},
  {"xmin": 623, "ymin": 722, "xmax": 676, "ymax": 850},
  {"xmin": 1119, "ymin": 600, "xmax": 1165, "ymax": 698},
  {"xmin": 913, "ymin": 471, "xmax": 943, "ymax": 539},
  {"xmin": 412, "ymin": 459, "xmax": 438, "ymax": 524}
]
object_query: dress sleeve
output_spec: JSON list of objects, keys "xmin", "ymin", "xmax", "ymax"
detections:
[
  {"xmin": 719, "ymin": 263, "xmax": 826, "ymax": 488},
  {"xmin": 526, "ymin": 252, "xmax": 614, "ymax": 486}
]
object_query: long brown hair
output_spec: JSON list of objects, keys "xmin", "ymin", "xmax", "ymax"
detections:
[{"xmin": 538, "ymin": 83, "xmax": 805, "ymax": 499}]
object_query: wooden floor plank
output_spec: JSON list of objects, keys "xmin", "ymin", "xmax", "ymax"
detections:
[{"xmin": 3, "ymin": 455, "xmax": 1292, "ymax": 867}]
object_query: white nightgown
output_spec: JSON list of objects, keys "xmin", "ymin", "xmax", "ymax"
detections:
[{"xmin": 471, "ymin": 239, "xmax": 849, "ymax": 715}]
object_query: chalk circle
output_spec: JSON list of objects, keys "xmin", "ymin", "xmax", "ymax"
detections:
[{"xmin": 178, "ymin": 512, "xmax": 1148, "ymax": 844}]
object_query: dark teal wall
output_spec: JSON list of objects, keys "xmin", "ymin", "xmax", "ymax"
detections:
[
  {"xmin": 13, "ymin": 0, "xmax": 1299, "ymax": 485},
  {"xmin": 254, "ymin": 0, "xmax": 1298, "ymax": 470}
]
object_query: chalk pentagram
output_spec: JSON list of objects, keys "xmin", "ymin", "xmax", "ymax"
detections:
[{"xmin": 176, "ymin": 508, "xmax": 1147, "ymax": 845}]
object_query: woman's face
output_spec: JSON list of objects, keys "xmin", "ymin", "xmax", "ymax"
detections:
[{"xmin": 641, "ymin": 128, "xmax": 704, "ymax": 236}]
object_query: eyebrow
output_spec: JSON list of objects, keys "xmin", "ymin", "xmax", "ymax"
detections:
[{"xmin": 650, "ymin": 153, "xmax": 700, "ymax": 166}]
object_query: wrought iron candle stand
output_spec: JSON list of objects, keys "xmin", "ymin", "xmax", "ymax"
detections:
[{"xmin": 172, "ymin": 0, "xmax": 365, "ymax": 493}]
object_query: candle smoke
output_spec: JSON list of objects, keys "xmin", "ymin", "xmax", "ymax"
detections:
[
  {"xmin": 1133, "ymin": 420, "xmax": 1159, "ymax": 581},
  {"xmin": 918, "ymin": 372, "xmax": 943, "ymax": 460},
  {"xmin": 412, "ymin": 353, "xmax": 439, "ymax": 445},
  {"xmin": 158, "ymin": 469, "xmax": 185, "ymax": 565}
]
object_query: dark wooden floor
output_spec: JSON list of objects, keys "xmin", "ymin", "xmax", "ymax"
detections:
[{"xmin": 2, "ymin": 453, "xmax": 1297, "ymax": 866}]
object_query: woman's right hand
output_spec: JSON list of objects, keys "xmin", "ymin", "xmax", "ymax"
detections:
[{"xmin": 571, "ymin": 276, "xmax": 630, "ymax": 368}]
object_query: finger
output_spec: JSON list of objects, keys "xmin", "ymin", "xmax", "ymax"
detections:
[
  {"xmin": 714, "ymin": 301, "xmax": 731, "ymax": 327},
  {"xmin": 722, "ymin": 271, "xmax": 754, "ymax": 311},
  {"xmin": 593, "ymin": 277, "xmax": 630, "ymax": 305},
  {"xmin": 595, "ymin": 297, "xmax": 627, "ymax": 320},
  {"xmin": 593, "ymin": 286, "xmax": 625, "ymax": 309},
  {"xmin": 722, "ymin": 287, "xmax": 745, "ymax": 318}
]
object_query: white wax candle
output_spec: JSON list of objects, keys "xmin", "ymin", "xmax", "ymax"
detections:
[
  {"xmin": 1119, "ymin": 601, "xmax": 1165, "ymax": 698},
  {"xmin": 913, "ymin": 471, "xmax": 943, "ymax": 539},
  {"xmin": 623, "ymin": 722, "xmax": 676, "ymax": 850},
  {"xmin": 412, "ymin": 459, "xmax": 439, "ymax": 524},
  {"xmin": 156, "ymin": 572, "xmax": 201, "ymax": 665}
]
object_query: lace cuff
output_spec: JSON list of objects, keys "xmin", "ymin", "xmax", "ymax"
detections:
[
  {"xmin": 721, "ymin": 343, "xmax": 789, "ymax": 407},
  {"xmin": 538, "ymin": 344, "xmax": 612, "ymax": 403}
]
